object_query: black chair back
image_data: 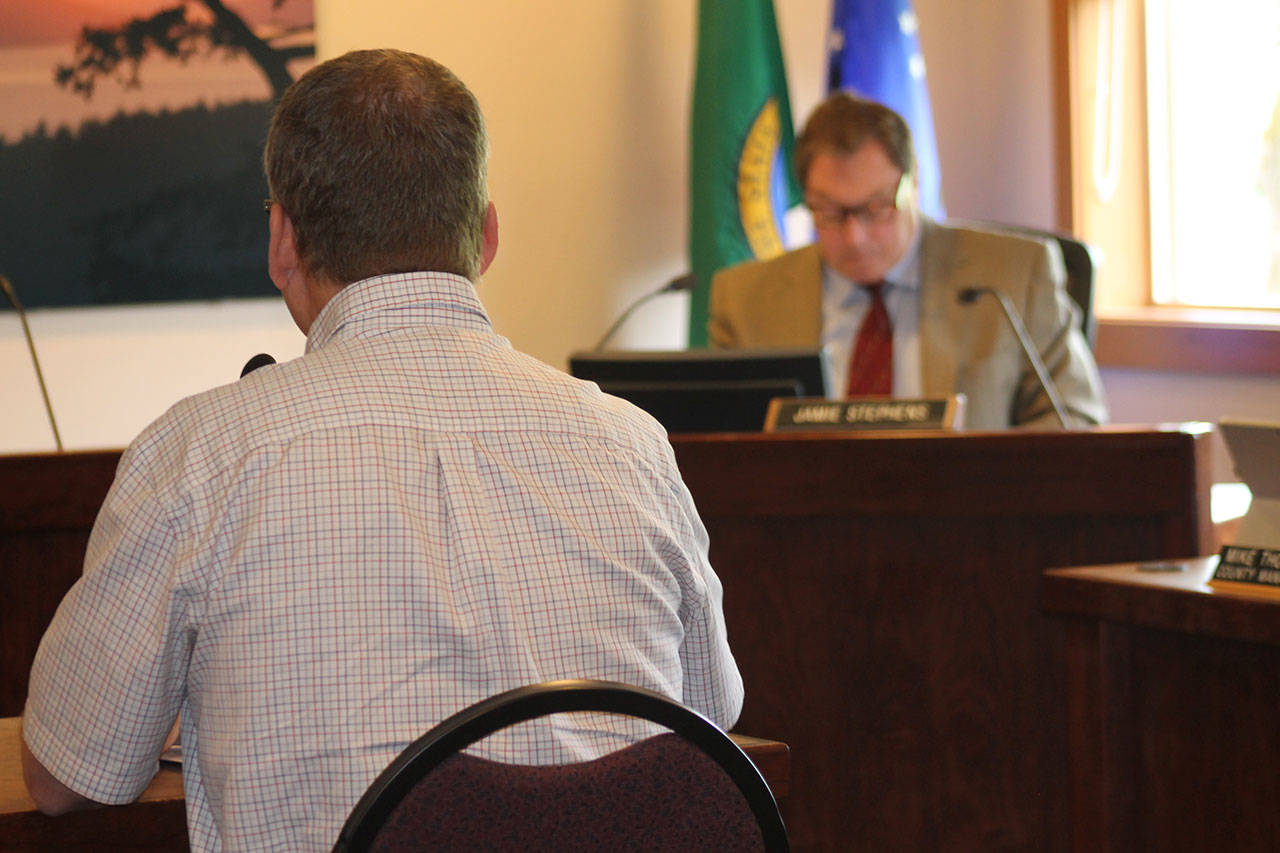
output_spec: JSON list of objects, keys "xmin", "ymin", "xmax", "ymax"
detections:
[
  {"xmin": 333, "ymin": 679, "xmax": 788, "ymax": 852},
  {"xmin": 972, "ymin": 222, "xmax": 1099, "ymax": 348}
]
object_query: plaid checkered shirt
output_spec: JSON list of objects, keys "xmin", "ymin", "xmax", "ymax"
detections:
[{"xmin": 24, "ymin": 271, "xmax": 743, "ymax": 851}]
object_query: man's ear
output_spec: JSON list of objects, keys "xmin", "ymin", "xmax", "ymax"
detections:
[
  {"xmin": 268, "ymin": 204, "xmax": 327, "ymax": 334},
  {"xmin": 478, "ymin": 202, "xmax": 499, "ymax": 276},
  {"xmin": 268, "ymin": 204, "xmax": 301, "ymax": 294}
]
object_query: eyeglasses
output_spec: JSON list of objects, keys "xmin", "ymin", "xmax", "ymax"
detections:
[
  {"xmin": 263, "ymin": 199, "xmax": 274, "ymax": 214},
  {"xmin": 806, "ymin": 175, "xmax": 906, "ymax": 229}
]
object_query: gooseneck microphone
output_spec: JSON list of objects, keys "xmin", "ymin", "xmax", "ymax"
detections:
[
  {"xmin": 240, "ymin": 353, "xmax": 276, "ymax": 378},
  {"xmin": 957, "ymin": 286, "xmax": 1071, "ymax": 429},
  {"xmin": 593, "ymin": 273, "xmax": 698, "ymax": 350},
  {"xmin": 1, "ymin": 274, "xmax": 63, "ymax": 451}
]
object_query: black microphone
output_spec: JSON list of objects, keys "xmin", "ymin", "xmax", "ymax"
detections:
[
  {"xmin": 240, "ymin": 353, "xmax": 276, "ymax": 378},
  {"xmin": 957, "ymin": 286, "xmax": 1071, "ymax": 429},
  {"xmin": 593, "ymin": 273, "xmax": 698, "ymax": 350},
  {"xmin": 1, "ymin": 274, "xmax": 63, "ymax": 450}
]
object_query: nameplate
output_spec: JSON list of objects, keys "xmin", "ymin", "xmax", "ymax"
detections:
[
  {"xmin": 1210, "ymin": 545, "xmax": 1280, "ymax": 597},
  {"xmin": 764, "ymin": 396, "xmax": 964, "ymax": 432}
]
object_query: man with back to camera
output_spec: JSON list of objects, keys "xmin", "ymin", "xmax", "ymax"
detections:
[
  {"xmin": 21, "ymin": 49, "xmax": 743, "ymax": 850},
  {"xmin": 708, "ymin": 91, "xmax": 1108, "ymax": 429}
]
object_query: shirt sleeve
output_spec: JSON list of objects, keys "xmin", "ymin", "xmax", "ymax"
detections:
[
  {"xmin": 23, "ymin": 445, "xmax": 191, "ymax": 805},
  {"xmin": 666, "ymin": 471, "xmax": 745, "ymax": 731}
]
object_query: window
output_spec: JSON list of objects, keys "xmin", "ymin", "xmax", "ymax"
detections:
[
  {"xmin": 1145, "ymin": 1, "xmax": 1280, "ymax": 309},
  {"xmin": 1066, "ymin": 0, "xmax": 1280, "ymax": 313},
  {"xmin": 1061, "ymin": 0, "xmax": 1280, "ymax": 372}
]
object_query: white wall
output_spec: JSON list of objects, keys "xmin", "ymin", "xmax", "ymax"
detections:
[
  {"xmin": 3, "ymin": 0, "xmax": 1272, "ymax": 468},
  {"xmin": 917, "ymin": 0, "xmax": 1059, "ymax": 227}
]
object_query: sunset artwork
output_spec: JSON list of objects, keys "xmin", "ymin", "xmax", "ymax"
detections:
[{"xmin": 0, "ymin": 0, "xmax": 315, "ymax": 307}]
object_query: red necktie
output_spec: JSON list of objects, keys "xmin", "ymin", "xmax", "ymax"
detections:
[{"xmin": 846, "ymin": 282, "xmax": 892, "ymax": 397}]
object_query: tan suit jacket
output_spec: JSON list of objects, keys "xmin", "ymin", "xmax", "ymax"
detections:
[{"xmin": 708, "ymin": 219, "xmax": 1108, "ymax": 429}]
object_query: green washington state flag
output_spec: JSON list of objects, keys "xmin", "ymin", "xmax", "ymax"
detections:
[{"xmin": 688, "ymin": 0, "xmax": 801, "ymax": 347}]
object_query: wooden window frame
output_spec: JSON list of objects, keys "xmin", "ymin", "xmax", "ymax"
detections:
[{"xmin": 1052, "ymin": 0, "xmax": 1280, "ymax": 374}]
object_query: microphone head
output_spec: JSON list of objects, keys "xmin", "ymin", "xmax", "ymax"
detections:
[
  {"xmin": 957, "ymin": 287, "xmax": 983, "ymax": 305},
  {"xmin": 240, "ymin": 353, "xmax": 276, "ymax": 378},
  {"xmin": 664, "ymin": 273, "xmax": 699, "ymax": 293}
]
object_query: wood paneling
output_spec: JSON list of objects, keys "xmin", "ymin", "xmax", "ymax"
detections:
[
  {"xmin": 0, "ymin": 451, "xmax": 119, "ymax": 718},
  {"xmin": 672, "ymin": 426, "xmax": 1212, "ymax": 851},
  {"xmin": 1096, "ymin": 311, "xmax": 1280, "ymax": 374}
]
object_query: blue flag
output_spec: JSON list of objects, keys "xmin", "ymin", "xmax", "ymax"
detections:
[{"xmin": 828, "ymin": 0, "xmax": 945, "ymax": 219}]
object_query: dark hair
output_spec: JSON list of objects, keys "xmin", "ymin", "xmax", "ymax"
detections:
[
  {"xmin": 795, "ymin": 92, "xmax": 915, "ymax": 188},
  {"xmin": 264, "ymin": 49, "xmax": 489, "ymax": 283}
]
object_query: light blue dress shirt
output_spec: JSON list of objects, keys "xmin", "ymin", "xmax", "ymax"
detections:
[{"xmin": 820, "ymin": 229, "xmax": 924, "ymax": 398}]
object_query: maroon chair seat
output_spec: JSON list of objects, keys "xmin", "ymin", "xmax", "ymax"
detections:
[{"xmin": 333, "ymin": 679, "xmax": 788, "ymax": 852}]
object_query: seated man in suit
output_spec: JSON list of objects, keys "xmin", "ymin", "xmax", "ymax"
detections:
[
  {"xmin": 709, "ymin": 92, "xmax": 1107, "ymax": 429},
  {"xmin": 21, "ymin": 49, "xmax": 742, "ymax": 851}
]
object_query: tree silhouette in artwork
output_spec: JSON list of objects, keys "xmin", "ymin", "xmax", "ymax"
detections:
[{"xmin": 55, "ymin": 0, "xmax": 314, "ymax": 101}]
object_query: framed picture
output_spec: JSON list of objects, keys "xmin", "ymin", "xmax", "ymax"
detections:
[{"xmin": 0, "ymin": 0, "xmax": 315, "ymax": 308}]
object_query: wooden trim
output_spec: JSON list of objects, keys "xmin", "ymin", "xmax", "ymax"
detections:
[
  {"xmin": 1060, "ymin": 0, "xmax": 1155, "ymax": 309},
  {"xmin": 1096, "ymin": 309, "xmax": 1280, "ymax": 374},
  {"xmin": 1050, "ymin": 0, "xmax": 1074, "ymax": 231}
]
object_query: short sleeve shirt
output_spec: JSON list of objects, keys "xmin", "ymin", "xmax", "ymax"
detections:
[{"xmin": 23, "ymin": 272, "xmax": 743, "ymax": 851}]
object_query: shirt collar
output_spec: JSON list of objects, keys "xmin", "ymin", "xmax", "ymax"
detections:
[
  {"xmin": 823, "ymin": 222, "xmax": 924, "ymax": 300},
  {"xmin": 306, "ymin": 271, "xmax": 492, "ymax": 353}
]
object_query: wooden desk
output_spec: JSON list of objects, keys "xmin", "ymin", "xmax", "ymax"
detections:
[
  {"xmin": 671, "ymin": 425, "xmax": 1213, "ymax": 851},
  {"xmin": 2, "ymin": 425, "xmax": 1214, "ymax": 850},
  {"xmin": 0, "ymin": 718, "xmax": 187, "ymax": 851},
  {"xmin": 728, "ymin": 733, "xmax": 790, "ymax": 801},
  {"xmin": 1043, "ymin": 558, "xmax": 1280, "ymax": 852},
  {"xmin": 0, "ymin": 718, "xmax": 786, "ymax": 851}
]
